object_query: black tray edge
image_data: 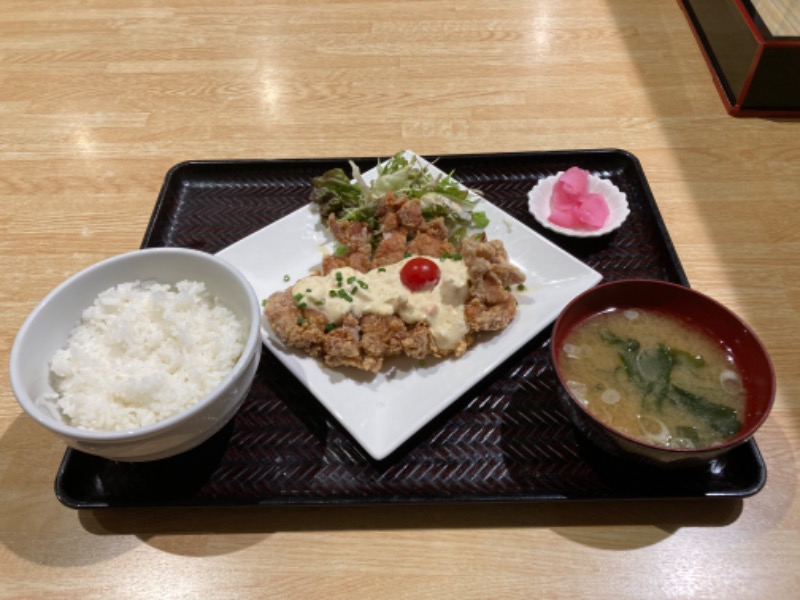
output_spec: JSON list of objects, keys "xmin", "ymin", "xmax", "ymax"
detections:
[{"xmin": 54, "ymin": 438, "xmax": 766, "ymax": 510}]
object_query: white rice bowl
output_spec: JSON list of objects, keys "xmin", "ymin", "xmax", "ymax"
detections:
[
  {"xmin": 41, "ymin": 279, "xmax": 246, "ymax": 432},
  {"xmin": 10, "ymin": 248, "xmax": 262, "ymax": 462}
]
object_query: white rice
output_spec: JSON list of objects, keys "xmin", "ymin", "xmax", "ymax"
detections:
[{"xmin": 39, "ymin": 280, "xmax": 246, "ymax": 432}]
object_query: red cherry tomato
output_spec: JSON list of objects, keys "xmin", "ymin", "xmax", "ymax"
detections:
[{"xmin": 400, "ymin": 257, "xmax": 441, "ymax": 292}]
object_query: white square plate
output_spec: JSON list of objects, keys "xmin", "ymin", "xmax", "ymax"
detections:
[{"xmin": 217, "ymin": 152, "xmax": 602, "ymax": 460}]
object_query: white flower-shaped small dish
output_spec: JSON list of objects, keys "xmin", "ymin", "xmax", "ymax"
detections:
[{"xmin": 528, "ymin": 171, "xmax": 629, "ymax": 238}]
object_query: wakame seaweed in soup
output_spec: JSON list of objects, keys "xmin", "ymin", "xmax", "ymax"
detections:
[{"xmin": 558, "ymin": 308, "xmax": 745, "ymax": 449}]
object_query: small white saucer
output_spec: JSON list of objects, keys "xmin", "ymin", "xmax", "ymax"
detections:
[{"xmin": 528, "ymin": 172, "xmax": 629, "ymax": 238}]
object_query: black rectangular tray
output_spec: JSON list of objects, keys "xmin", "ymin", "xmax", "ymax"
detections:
[{"xmin": 55, "ymin": 149, "xmax": 766, "ymax": 508}]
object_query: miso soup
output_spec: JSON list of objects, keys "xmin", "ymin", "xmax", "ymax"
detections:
[{"xmin": 558, "ymin": 308, "xmax": 745, "ymax": 449}]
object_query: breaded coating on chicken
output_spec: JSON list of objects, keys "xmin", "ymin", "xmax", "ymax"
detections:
[
  {"xmin": 460, "ymin": 235, "xmax": 526, "ymax": 332},
  {"xmin": 264, "ymin": 192, "xmax": 524, "ymax": 372}
]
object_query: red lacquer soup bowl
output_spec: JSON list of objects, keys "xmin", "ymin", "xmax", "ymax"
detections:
[{"xmin": 550, "ymin": 279, "xmax": 775, "ymax": 468}]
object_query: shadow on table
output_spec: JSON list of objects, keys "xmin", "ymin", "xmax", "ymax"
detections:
[{"xmin": 80, "ymin": 494, "xmax": 742, "ymax": 555}]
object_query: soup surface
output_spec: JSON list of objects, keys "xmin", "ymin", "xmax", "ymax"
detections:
[{"xmin": 558, "ymin": 308, "xmax": 745, "ymax": 449}]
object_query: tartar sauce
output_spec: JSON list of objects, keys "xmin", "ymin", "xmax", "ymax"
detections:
[{"xmin": 292, "ymin": 257, "xmax": 470, "ymax": 350}]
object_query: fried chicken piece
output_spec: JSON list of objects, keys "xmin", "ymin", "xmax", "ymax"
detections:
[
  {"xmin": 406, "ymin": 230, "xmax": 455, "ymax": 258},
  {"xmin": 373, "ymin": 230, "xmax": 408, "ymax": 268},
  {"xmin": 421, "ymin": 217, "xmax": 449, "ymax": 241},
  {"xmin": 328, "ymin": 212, "xmax": 371, "ymax": 249},
  {"xmin": 360, "ymin": 314, "xmax": 408, "ymax": 358},
  {"xmin": 401, "ymin": 322, "xmax": 432, "ymax": 360},
  {"xmin": 460, "ymin": 234, "xmax": 526, "ymax": 332},
  {"xmin": 375, "ymin": 192, "xmax": 407, "ymax": 233},
  {"xmin": 381, "ymin": 198, "xmax": 455, "ymax": 258},
  {"xmin": 322, "ymin": 214, "xmax": 372, "ymax": 274},
  {"xmin": 262, "ymin": 289, "xmax": 327, "ymax": 357},
  {"xmin": 396, "ymin": 197, "xmax": 426, "ymax": 230},
  {"xmin": 323, "ymin": 313, "xmax": 383, "ymax": 372}
]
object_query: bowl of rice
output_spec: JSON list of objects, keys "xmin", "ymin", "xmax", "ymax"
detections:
[{"xmin": 9, "ymin": 247, "xmax": 262, "ymax": 462}]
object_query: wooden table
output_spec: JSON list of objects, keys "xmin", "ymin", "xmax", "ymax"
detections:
[{"xmin": 2, "ymin": 1, "xmax": 799, "ymax": 597}]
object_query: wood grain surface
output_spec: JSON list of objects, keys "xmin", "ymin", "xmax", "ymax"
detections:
[
  {"xmin": 2, "ymin": 1, "xmax": 799, "ymax": 598},
  {"xmin": 752, "ymin": 0, "xmax": 800, "ymax": 36}
]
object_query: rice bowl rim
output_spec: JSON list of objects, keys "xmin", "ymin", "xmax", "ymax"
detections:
[{"xmin": 10, "ymin": 247, "xmax": 262, "ymax": 443}]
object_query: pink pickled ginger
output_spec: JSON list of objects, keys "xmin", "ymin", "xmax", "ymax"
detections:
[
  {"xmin": 551, "ymin": 166, "xmax": 588, "ymax": 211},
  {"xmin": 547, "ymin": 167, "xmax": 609, "ymax": 231}
]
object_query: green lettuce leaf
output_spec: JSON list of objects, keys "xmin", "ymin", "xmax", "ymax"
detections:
[{"xmin": 308, "ymin": 152, "xmax": 488, "ymax": 246}]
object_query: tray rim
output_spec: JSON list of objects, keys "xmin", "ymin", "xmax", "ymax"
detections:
[
  {"xmin": 55, "ymin": 148, "xmax": 766, "ymax": 509},
  {"xmin": 54, "ymin": 440, "xmax": 767, "ymax": 509}
]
